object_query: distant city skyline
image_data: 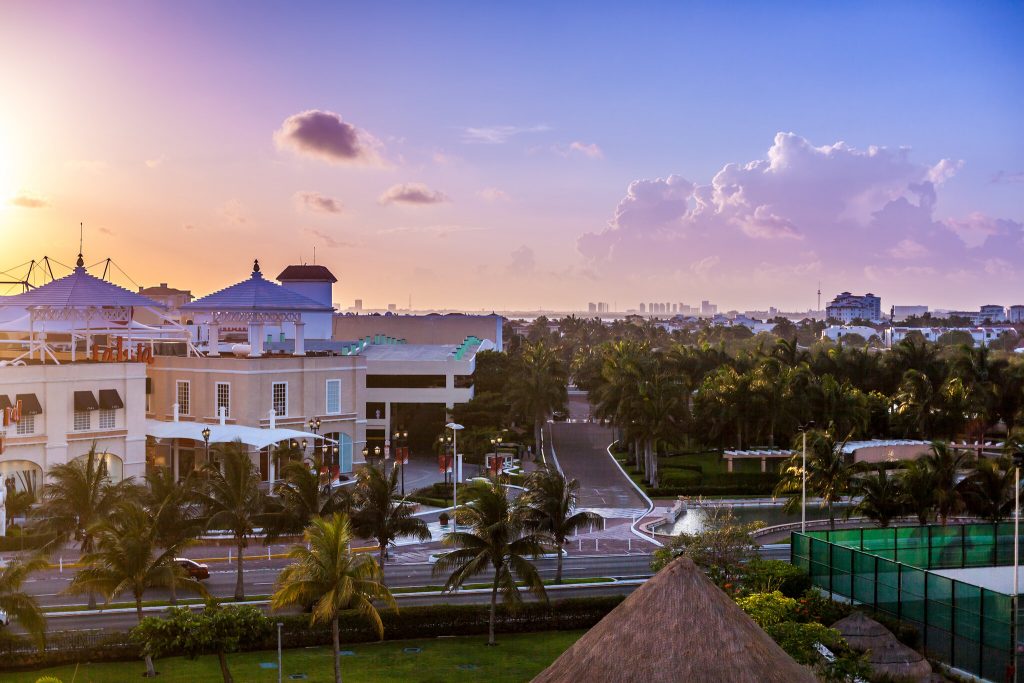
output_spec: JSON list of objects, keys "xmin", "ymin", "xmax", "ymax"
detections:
[{"xmin": 1, "ymin": 2, "xmax": 1021, "ymax": 311}]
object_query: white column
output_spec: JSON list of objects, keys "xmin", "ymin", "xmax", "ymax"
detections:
[
  {"xmin": 208, "ymin": 323, "xmax": 220, "ymax": 357},
  {"xmin": 249, "ymin": 323, "xmax": 264, "ymax": 357},
  {"xmin": 294, "ymin": 321, "xmax": 306, "ymax": 356}
]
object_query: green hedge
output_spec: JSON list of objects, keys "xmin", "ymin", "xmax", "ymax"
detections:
[
  {"xmin": 0, "ymin": 532, "xmax": 60, "ymax": 552},
  {"xmin": 0, "ymin": 596, "xmax": 625, "ymax": 670},
  {"xmin": 657, "ymin": 469, "xmax": 702, "ymax": 488},
  {"xmin": 743, "ymin": 559, "xmax": 811, "ymax": 598}
]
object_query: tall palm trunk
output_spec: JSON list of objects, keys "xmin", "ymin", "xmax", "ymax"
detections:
[
  {"xmin": 379, "ymin": 542, "xmax": 388, "ymax": 583},
  {"xmin": 488, "ymin": 568, "xmax": 500, "ymax": 646},
  {"xmin": 633, "ymin": 438, "xmax": 642, "ymax": 471},
  {"xmin": 332, "ymin": 616, "xmax": 342, "ymax": 683},
  {"xmin": 234, "ymin": 538, "xmax": 245, "ymax": 601},
  {"xmin": 555, "ymin": 540, "xmax": 564, "ymax": 584},
  {"xmin": 534, "ymin": 420, "xmax": 543, "ymax": 462},
  {"xmin": 137, "ymin": 596, "xmax": 156, "ymax": 677},
  {"xmin": 828, "ymin": 500, "xmax": 835, "ymax": 530}
]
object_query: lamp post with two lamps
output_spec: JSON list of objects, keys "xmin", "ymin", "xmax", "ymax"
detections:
[
  {"xmin": 446, "ymin": 423, "xmax": 464, "ymax": 521},
  {"xmin": 393, "ymin": 428, "xmax": 409, "ymax": 496},
  {"xmin": 201, "ymin": 426, "xmax": 211, "ymax": 471}
]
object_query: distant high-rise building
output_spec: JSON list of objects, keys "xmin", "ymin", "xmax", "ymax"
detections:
[
  {"xmin": 980, "ymin": 304, "xmax": 1006, "ymax": 323},
  {"xmin": 353, "ymin": 299, "xmax": 363, "ymax": 311},
  {"xmin": 701, "ymin": 300, "xmax": 717, "ymax": 317},
  {"xmin": 588, "ymin": 302, "xmax": 597, "ymax": 313},
  {"xmin": 387, "ymin": 303, "xmax": 397, "ymax": 312},
  {"xmin": 1009, "ymin": 305, "xmax": 1024, "ymax": 323},
  {"xmin": 639, "ymin": 303, "xmax": 646, "ymax": 313},
  {"xmin": 826, "ymin": 292, "xmax": 881, "ymax": 323}
]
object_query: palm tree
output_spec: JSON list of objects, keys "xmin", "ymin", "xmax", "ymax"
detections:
[
  {"xmin": 921, "ymin": 442, "xmax": 970, "ymax": 525},
  {"xmin": 31, "ymin": 445, "xmax": 141, "ymax": 609},
  {"xmin": 893, "ymin": 369, "xmax": 936, "ymax": 438},
  {"xmin": 193, "ymin": 441, "xmax": 266, "ymax": 600},
  {"xmin": 144, "ymin": 467, "xmax": 204, "ymax": 605},
  {"xmin": 523, "ymin": 466, "xmax": 598, "ymax": 583},
  {"xmin": 68, "ymin": 501, "xmax": 208, "ymax": 677},
  {"xmin": 775, "ymin": 428, "xmax": 854, "ymax": 529},
  {"xmin": 271, "ymin": 513, "xmax": 394, "ymax": 683},
  {"xmin": 507, "ymin": 340, "xmax": 568, "ymax": 460},
  {"xmin": 266, "ymin": 459, "xmax": 351, "ymax": 540},
  {"xmin": 0, "ymin": 554, "xmax": 48, "ymax": 648},
  {"xmin": 433, "ymin": 480, "xmax": 547, "ymax": 645},
  {"xmin": 350, "ymin": 462, "xmax": 430, "ymax": 577},
  {"xmin": 961, "ymin": 456, "xmax": 1013, "ymax": 522},
  {"xmin": 848, "ymin": 465, "xmax": 904, "ymax": 527},
  {"xmin": 898, "ymin": 460, "xmax": 935, "ymax": 526}
]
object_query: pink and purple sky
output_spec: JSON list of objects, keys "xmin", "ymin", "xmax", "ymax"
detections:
[{"xmin": 1, "ymin": 1, "xmax": 1021, "ymax": 312}]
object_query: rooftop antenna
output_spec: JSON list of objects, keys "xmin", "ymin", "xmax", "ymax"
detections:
[{"xmin": 313, "ymin": 245, "xmax": 316, "ymax": 265}]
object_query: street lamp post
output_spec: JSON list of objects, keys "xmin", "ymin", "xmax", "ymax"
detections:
[
  {"xmin": 277, "ymin": 621, "xmax": 283, "ymax": 683},
  {"xmin": 201, "ymin": 426, "xmax": 211, "ymax": 471},
  {"xmin": 446, "ymin": 422, "xmax": 464, "ymax": 523},
  {"xmin": 393, "ymin": 429, "xmax": 409, "ymax": 496},
  {"xmin": 799, "ymin": 421, "xmax": 814, "ymax": 534}
]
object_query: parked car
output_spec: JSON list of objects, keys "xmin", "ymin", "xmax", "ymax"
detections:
[{"xmin": 175, "ymin": 557, "xmax": 210, "ymax": 580}]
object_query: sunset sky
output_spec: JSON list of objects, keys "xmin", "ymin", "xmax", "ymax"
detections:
[{"xmin": 1, "ymin": 1, "xmax": 1021, "ymax": 312}]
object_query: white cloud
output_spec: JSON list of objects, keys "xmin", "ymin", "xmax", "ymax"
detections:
[
  {"xmin": 461, "ymin": 124, "xmax": 549, "ymax": 144},
  {"xmin": 477, "ymin": 187, "xmax": 511, "ymax": 202},
  {"xmin": 294, "ymin": 191, "xmax": 343, "ymax": 214},
  {"xmin": 568, "ymin": 141, "xmax": 603, "ymax": 159},
  {"xmin": 378, "ymin": 183, "xmax": 449, "ymax": 205}
]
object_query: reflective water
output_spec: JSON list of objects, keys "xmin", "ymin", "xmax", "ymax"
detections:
[{"xmin": 656, "ymin": 502, "xmax": 850, "ymax": 535}]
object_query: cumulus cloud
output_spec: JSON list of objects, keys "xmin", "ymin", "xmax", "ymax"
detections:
[
  {"xmin": 462, "ymin": 124, "xmax": 549, "ymax": 144},
  {"xmin": 9, "ymin": 192, "xmax": 48, "ymax": 208},
  {"xmin": 295, "ymin": 191, "xmax": 343, "ymax": 214},
  {"xmin": 378, "ymin": 182, "xmax": 449, "ymax": 206},
  {"xmin": 508, "ymin": 245, "xmax": 536, "ymax": 272},
  {"xmin": 568, "ymin": 141, "xmax": 603, "ymax": 159},
  {"xmin": 477, "ymin": 187, "xmax": 510, "ymax": 202},
  {"xmin": 578, "ymin": 132, "xmax": 1023, "ymax": 294},
  {"xmin": 274, "ymin": 110, "xmax": 383, "ymax": 165},
  {"xmin": 145, "ymin": 155, "xmax": 166, "ymax": 169}
]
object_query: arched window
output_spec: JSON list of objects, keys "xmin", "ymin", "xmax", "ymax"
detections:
[
  {"xmin": 74, "ymin": 452, "xmax": 124, "ymax": 482},
  {"xmin": 0, "ymin": 460, "xmax": 43, "ymax": 495}
]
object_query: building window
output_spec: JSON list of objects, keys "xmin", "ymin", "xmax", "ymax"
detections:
[
  {"xmin": 366, "ymin": 374, "xmax": 447, "ymax": 389},
  {"xmin": 74, "ymin": 410, "xmax": 92, "ymax": 432},
  {"xmin": 272, "ymin": 382, "xmax": 288, "ymax": 417},
  {"xmin": 176, "ymin": 381, "xmax": 191, "ymax": 416},
  {"xmin": 15, "ymin": 414, "xmax": 34, "ymax": 435},
  {"xmin": 326, "ymin": 380, "xmax": 341, "ymax": 415},
  {"xmin": 216, "ymin": 382, "xmax": 231, "ymax": 418},
  {"xmin": 99, "ymin": 409, "xmax": 116, "ymax": 430}
]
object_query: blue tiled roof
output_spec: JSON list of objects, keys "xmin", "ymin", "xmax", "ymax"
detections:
[
  {"xmin": 0, "ymin": 266, "xmax": 163, "ymax": 309},
  {"xmin": 181, "ymin": 265, "xmax": 334, "ymax": 313}
]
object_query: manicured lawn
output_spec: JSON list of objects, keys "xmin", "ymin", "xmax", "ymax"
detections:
[{"xmin": 5, "ymin": 630, "xmax": 584, "ymax": 683}]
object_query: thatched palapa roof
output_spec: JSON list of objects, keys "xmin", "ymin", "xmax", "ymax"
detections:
[
  {"xmin": 833, "ymin": 612, "xmax": 932, "ymax": 681},
  {"xmin": 532, "ymin": 557, "xmax": 817, "ymax": 683}
]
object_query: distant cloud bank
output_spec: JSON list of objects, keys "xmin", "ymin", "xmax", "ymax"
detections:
[
  {"xmin": 9, "ymin": 192, "xmax": 49, "ymax": 208},
  {"xmin": 275, "ymin": 110, "xmax": 384, "ymax": 166},
  {"xmin": 378, "ymin": 182, "xmax": 449, "ymax": 205},
  {"xmin": 295, "ymin": 191, "xmax": 343, "ymax": 214},
  {"xmin": 578, "ymin": 132, "xmax": 1023, "ymax": 290}
]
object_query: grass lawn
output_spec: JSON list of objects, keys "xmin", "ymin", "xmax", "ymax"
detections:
[{"xmin": 5, "ymin": 630, "xmax": 584, "ymax": 683}]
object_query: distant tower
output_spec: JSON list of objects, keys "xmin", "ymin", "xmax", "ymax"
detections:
[{"xmin": 817, "ymin": 282, "xmax": 821, "ymax": 312}]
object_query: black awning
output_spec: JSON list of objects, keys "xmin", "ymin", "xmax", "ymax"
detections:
[
  {"xmin": 15, "ymin": 393, "xmax": 42, "ymax": 415},
  {"xmin": 98, "ymin": 389, "xmax": 124, "ymax": 410},
  {"xmin": 73, "ymin": 391, "xmax": 100, "ymax": 412},
  {"xmin": 146, "ymin": 377, "xmax": 152, "ymax": 395},
  {"xmin": 0, "ymin": 395, "xmax": 11, "ymax": 412}
]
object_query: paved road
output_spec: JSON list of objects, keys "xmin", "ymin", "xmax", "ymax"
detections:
[
  {"xmin": 548, "ymin": 422, "xmax": 647, "ymax": 515},
  {"xmin": 23, "ymin": 553, "xmax": 653, "ymax": 609},
  {"xmin": 39, "ymin": 581, "xmax": 642, "ymax": 633}
]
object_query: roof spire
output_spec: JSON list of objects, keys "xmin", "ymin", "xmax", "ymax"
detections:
[
  {"xmin": 252, "ymin": 258, "xmax": 261, "ymax": 276},
  {"xmin": 76, "ymin": 222, "xmax": 85, "ymax": 269}
]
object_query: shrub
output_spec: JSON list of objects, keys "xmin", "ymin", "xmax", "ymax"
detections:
[
  {"xmin": 792, "ymin": 588, "xmax": 852, "ymax": 625},
  {"xmin": 736, "ymin": 591, "xmax": 797, "ymax": 628},
  {"xmin": 743, "ymin": 559, "xmax": 812, "ymax": 598},
  {"xmin": 658, "ymin": 469, "xmax": 702, "ymax": 488}
]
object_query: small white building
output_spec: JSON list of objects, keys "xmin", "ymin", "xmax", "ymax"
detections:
[{"xmin": 821, "ymin": 325, "xmax": 879, "ymax": 343}]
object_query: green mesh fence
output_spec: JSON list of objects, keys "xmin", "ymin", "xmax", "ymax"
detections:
[{"xmin": 792, "ymin": 523, "xmax": 1021, "ymax": 681}]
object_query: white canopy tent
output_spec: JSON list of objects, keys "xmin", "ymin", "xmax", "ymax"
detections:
[{"xmin": 145, "ymin": 419, "xmax": 335, "ymax": 450}]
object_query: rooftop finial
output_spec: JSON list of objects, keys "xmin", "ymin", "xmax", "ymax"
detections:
[
  {"xmin": 76, "ymin": 222, "xmax": 85, "ymax": 269},
  {"xmin": 253, "ymin": 258, "xmax": 261, "ymax": 274}
]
